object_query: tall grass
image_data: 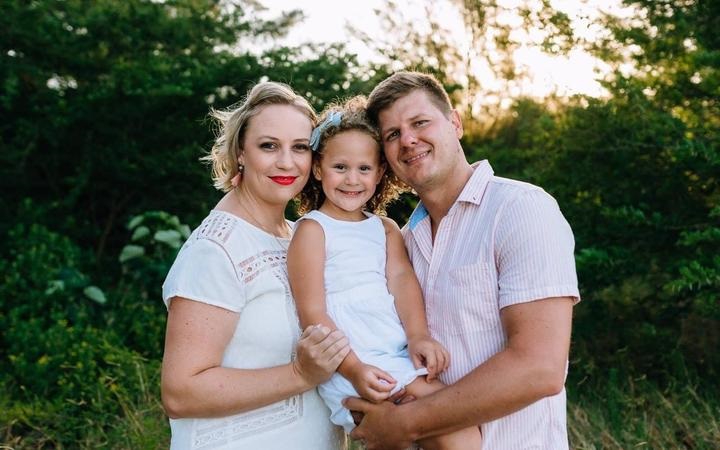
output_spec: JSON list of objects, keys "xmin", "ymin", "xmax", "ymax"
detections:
[
  {"xmin": 0, "ymin": 362, "xmax": 168, "ymax": 449},
  {"xmin": 2, "ymin": 371, "xmax": 717, "ymax": 449},
  {"xmin": 568, "ymin": 373, "xmax": 719, "ymax": 449}
]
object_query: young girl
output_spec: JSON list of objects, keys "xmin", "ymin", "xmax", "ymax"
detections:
[{"xmin": 287, "ymin": 97, "xmax": 482, "ymax": 449}]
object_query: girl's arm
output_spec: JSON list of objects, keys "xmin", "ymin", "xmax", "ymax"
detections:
[
  {"xmin": 381, "ymin": 217, "xmax": 449, "ymax": 379},
  {"xmin": 288, "ymin": 219, "xmax": 395, "ymax": 401},
  {"xmin": 161, "ymin": 298, "xmax": 349, "ymax": 418}
]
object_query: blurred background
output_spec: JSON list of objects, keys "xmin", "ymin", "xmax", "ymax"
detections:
[{"xmin": 1, "ymin": 0, "xmax": 718, "ymax": 448}]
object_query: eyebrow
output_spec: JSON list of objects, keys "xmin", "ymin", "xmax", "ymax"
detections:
[
  {"xmin": 381, "ymin": 113, "xmax": 427, "ymax": 135},
  {"xmin": 256, "ymin": 135, "xmax": 309, "ymax": 142}
]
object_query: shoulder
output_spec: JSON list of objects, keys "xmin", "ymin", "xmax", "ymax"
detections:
[
  {"xmin": 290, "ymin": 215, "xmax": 326, "ymax": 249},
  {"xmin": 489, "ymin": 176, "xmax": 545, "ymax": 199},
  {"xmin": 294, "ymin": 216, "xmax": 325, "ymax": 235},
  {"xmin": 488, "ymin": 177, "xmax": 560, "ymax": 216},
  {"xmin": 193, "ymin": 210, "xmax": 251, "ymax": 249},
  {"xmin": 295, "ymin": 210, "xmax": 327, "ymax": 230},
  {"xmin": 378, "ymin": 215, "xmax": 401, "ymax": 236}
]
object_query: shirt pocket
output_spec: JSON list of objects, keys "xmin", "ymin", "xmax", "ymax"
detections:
[{"xmin": 435, "ymin": 262, "xmax": 500, "ymax": 334}]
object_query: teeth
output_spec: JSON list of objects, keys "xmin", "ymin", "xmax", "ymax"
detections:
[{"xmin": 405, "ymin": 151, "xmax": 429, "ymax": 164}]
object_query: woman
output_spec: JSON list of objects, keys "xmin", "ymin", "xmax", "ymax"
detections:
[{"xmin": 161, "ymin": 81, "xmax": 351, "ymax": 450}]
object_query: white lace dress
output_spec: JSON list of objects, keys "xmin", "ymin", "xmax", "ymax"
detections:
[{"xmin": 162, "ymin": 210, "xmax": 345, "ymax": 450}]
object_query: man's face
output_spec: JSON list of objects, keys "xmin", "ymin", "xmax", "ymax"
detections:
[{"xmin": 377, "ymin": 89, "xmax": 463, "ymax": 194}]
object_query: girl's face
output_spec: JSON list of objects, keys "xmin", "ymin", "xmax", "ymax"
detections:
[
  {"xmin": 238, "ymin": 104, "xmax": 313, "ymax": 206},
  {"xmin": 313, "ymin": 130, "xmax": 385, "ymax": 221}
]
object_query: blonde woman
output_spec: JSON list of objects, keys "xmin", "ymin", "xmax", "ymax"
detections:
[{"xmin": 161, "ymin": 82, "xmax": 350, "ymax": 450}]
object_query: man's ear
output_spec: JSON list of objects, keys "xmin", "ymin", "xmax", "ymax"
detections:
[{"xmin": 450, "ymin": 109, "xmax": 463, "ymax": 139}]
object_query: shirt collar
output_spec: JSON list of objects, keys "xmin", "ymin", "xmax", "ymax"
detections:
[
  {"xmin": 407, "ymin": 160, "xmax": 494, "ymax": 230},
  {"xmin": 457, "ymin": 160, "xmax": 494, "ymax": 205}
]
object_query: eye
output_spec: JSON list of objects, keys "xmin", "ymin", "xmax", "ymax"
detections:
[
  {"xmin": 414, "ymin": 119, "xmax": 429, "ymax": 127},
  {"xmin": 385, "ymin": 130, "xmax": 399, "ymax": 142},
  {"xmin": 360, "ymin": 165, "xmax": 372, "ymax": 172},
  {"xmin": 293, "ymin": 143, "xmax": 310, "ymax": 152},
  {"xmin": 332, "ymin": 164, "xmax": 346, "ymax": 171},
  {"xmin": 260, "ymin": 142, "xmax": 277, "ymax": 150}
]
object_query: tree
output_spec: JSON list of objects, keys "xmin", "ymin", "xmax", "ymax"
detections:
[{"xmin": 0, "ymin": 0, "xmax": 382, "ymax": 261}]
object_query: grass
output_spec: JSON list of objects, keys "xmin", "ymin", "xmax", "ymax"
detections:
[
  {"xmin": 568, "ymin": 374, "xmax": 719, "ymax": 449},
  {"xmin": 2, "ymin": 372, "xmax": 717, "ymax": 449}
]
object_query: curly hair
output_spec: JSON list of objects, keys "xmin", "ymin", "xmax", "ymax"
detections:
[{"xmin": 297, "ymin": 96, "xmax": 409, "ymax": 216}]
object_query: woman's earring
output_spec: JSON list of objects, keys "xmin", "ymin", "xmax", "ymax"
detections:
[{"xmin": 230, "ymin": 163, "xmax": 244, "ymax": 187}]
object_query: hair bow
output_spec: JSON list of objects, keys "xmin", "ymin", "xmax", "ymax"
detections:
[{"xmin": 309, "ymin": 111, "xmax": 343, "ymax": 152}]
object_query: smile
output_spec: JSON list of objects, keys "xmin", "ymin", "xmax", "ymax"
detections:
[
  {"xmin": 270, "ymin": 176, "xmax": 297, "ymax": 185},
  {"xmin": 339, "ymin": 190, "xmax": 364, "ymax": 196},
  {"xmin": 404, "ymin": 150, "xmax": 430, "ymax": 164}
]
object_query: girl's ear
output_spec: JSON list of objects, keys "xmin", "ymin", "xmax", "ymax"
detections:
[
  {"xmin": 376, "ymin": 162, "xmax": 387, "ymax": 185},
  {"xmin": 312, "ymin": 162, "xmax": 322, "ymax": 180}
]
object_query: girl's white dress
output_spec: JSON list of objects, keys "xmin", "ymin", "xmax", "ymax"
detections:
[
  {"xmin": 162, "ymin": 210, "xmax": 345, "ymax": 450},
  {"xmin": 298, "ymin": 210, "xmax": 427, "ymax": 432}
]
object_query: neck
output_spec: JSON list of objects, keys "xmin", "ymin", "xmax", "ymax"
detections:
[
  {"xmin": 418, "ymin": 162, "xmax": 473, "ymax": 225},
  {"xmin": 217, "ymin": 188, "xmax": 289, "ymax": 237}
]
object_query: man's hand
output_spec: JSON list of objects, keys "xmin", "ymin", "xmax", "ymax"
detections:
[
  {"xmin": 345, "ymin": 397, "xmax": 414, "ymax": 450},
  {"xmin": 407, "ymin": 334, "xmax": 449, "ymax": 381}
]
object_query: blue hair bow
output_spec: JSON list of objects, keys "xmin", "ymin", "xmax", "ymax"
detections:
[{"xmin": 310, "ymin": 111, "xmax": 342, "ymax": 152}]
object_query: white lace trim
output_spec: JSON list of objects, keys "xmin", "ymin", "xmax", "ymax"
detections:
[{"xmin": 191, "ymin": 395, "xmax": 304, "ymax": 449}]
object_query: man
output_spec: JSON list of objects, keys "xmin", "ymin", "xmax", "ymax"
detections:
[{"xmin": 344, "ymin": 72, "xmax": 580, "ymax": 449}]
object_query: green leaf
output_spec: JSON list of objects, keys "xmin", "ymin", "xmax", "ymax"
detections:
[
  {"xmin": 45, "ymin": 280, "xmax": 65, "ymax": 295},
  {"xmin": 131, "ymin": 225, "xmax": 151, "ymax": 241},
  {"xmin": 154, "ymin": 229, "xmax": 183, "ymax": 248},
  {"xmin": 179, "ymin": 224, "xmax": 191, "ymax": 239},
  {"xmin": 128, "ymin": 215, "xmax": 144, "ymax": 230},
  {"xmin": 119, "ymin": 244, "xmax": 145, "ymax": 263},
  {"xmin": 83, "ymin": 286, "xmax": 107, "ymax": 304}
]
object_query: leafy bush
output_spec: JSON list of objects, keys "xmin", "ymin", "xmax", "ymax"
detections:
[
  {"xmin": 0, "ymin": 223, "xmax": 166, "ymax": 446},
  {"xmin": 109, "ymin": 210, "xmax": 191, "ymax": 359}
]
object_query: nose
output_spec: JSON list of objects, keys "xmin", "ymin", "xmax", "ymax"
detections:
[
  {"xmin": 275, "ymin": 148, "xmax": 293, "ymax": 169},
  {"xmin": 399, "ymin": 129, "xmax": 418, "ymax": 148},
  {"xmin": 346, "ymin": 170, "xmax": 360, "ymax": 185}
]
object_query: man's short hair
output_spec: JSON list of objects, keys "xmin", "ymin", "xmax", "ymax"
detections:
[{"xmin": 366, "ymin": 71, "xmax": 453, "ymax": 125}]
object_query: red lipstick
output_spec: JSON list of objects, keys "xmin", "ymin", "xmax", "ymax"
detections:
[{"xmin": 270, "ymin": 176, "xmax": 297, "ymax": 185}]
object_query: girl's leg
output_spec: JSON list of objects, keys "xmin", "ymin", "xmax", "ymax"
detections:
[{"xmin": 403, "ymin": 377, "xmax": 482, "ymax": 450}]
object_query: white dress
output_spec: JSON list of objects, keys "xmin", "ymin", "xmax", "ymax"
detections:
[
  {"xmin": 298, "ymin": 210, "xmax": 427, "ymax": 432},
  {"xmin": 162, "ymin": 210, "xmax": 345, "ymax": 450}
]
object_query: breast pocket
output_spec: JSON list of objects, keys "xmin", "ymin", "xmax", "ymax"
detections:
[{"xmin": 435, "ymin": 262, "xmax": 499, "ymax": 334}]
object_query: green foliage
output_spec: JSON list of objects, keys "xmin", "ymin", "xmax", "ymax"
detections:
[
  {"xmin": 474, "ymin": 89, "xmax": 719, "ymax": 379},
  {"xmin": 0, "ymin": 0, "xmax": 382, "ymax": 263},
  {"xmin": 2, "ymin": 0, "xmax": 718, "ymax": 447},
  {"xmin": 567, "ymin": 371, "xmax": 720, "ymax": 449},
  {"xmin": 0, "ymin": 223, "xmax": 166, "ymax": 447},
  {"xmin": 111, "ymin": 211, "xmax": 192, "ymax": 359}
]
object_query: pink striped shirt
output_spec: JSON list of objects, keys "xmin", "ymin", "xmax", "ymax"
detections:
[{"xmin": 403, "ymin": 160, "xmax": 580, "ymax": 450}]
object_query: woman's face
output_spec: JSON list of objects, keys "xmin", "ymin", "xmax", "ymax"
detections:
[{"xmin": 238, "ymin": 104, "xmax": 313, "ymax": 206}]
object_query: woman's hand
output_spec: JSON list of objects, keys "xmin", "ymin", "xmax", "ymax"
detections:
[
  {"xmin": 292, "ymin": 325, "xmax": 350, "ymax": 386},
  {"xmin": 349, "ymin": 363, "xmax": 397, "ymax": 403},
  {"xmin": 407, "ymin": 335, "xmax": 450, "ymax": 381}
]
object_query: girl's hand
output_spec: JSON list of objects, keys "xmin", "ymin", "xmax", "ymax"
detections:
[
  {"xmin": 349, "ymin": 363, "xmax": 397, "ymax": 403},
  {"xmin": 407, "ymin": 335, "xmax": 450, "ymax": 381},
  {"xmin": 293, "ymin": 325, "xmax": 350, "ymax": 386}
]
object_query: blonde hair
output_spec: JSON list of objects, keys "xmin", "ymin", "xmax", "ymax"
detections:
[
  {"xmin": 298, "ymin": 96, "xmax": 409, "ymax": 216},
  {"xmin": 203, "ymin": 81, "xmax": 317, "ymax": 192},
  {"xmin": 366, "ymin": 71, "xmax": 452, "ymax": 125}
]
